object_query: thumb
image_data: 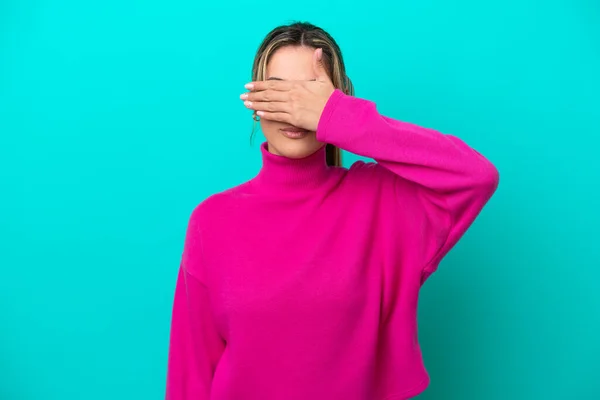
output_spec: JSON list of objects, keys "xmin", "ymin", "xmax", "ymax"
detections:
[{"xmin": 312, "ymin": 48, "xmax": 329, "ymax": 82}]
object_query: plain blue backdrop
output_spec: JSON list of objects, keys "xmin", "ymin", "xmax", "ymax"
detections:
[{"xmin": 1, "ymin": 1, "xmax": 599, "ymax": 399}]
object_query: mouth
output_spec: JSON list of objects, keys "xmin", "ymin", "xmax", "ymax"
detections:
[{"xmin": 280, "ymin": 126, "xmax": 311, "ymax": 139}]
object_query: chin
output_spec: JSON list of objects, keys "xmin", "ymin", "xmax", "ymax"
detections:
[{"xmin": 269, "ymin": 134, "xmax": 324, "ymax": 159}]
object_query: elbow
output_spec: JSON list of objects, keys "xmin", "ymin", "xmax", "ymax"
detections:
[
  {"xmin": 483, "ymin": 161, "xmax": 500, "ymax": 195},
  {"xmin": 472, "ymin": 160, "xmax": 499, "ymax": 197}
]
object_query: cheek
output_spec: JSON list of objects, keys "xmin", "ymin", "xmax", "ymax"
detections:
[{"xmin": 259, "ymin": 119, "xmax": 281, "ymax": 139}]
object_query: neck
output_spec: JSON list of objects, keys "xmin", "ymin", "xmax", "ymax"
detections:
[{"xmin": 253, "ymin": 142, "xmax": 330, "ymax": 193}]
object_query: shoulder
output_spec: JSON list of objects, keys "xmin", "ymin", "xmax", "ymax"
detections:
[
  {"xmin": 188, "ymin": 181, "xmax": 252, "ymax": 227},
  {"xmin": 347, "ymin": 159, "xmax": 391, "ymax": 180},
  {"xmin": 182, "ymin": 182, "xmax": 251, "ymax": 275},
  {"xmin": 344, "ymin": 160, "xmax": 422, "ymax": 216},
  {"xmin": 345, "ymin": 160, "xmax": 378, "ymax": 183},
  {"xmin": 346, "ymin": 160, "xmax": 415, "ymax": 192}
]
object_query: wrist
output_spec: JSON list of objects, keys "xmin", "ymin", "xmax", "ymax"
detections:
[{"xmin": 316, "ymin": 89, "xmax": 345, "ymax": 143}]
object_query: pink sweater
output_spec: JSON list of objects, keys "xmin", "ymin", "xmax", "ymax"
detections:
[{"xmin": 166, "ymin": 89, "xmax": 499, "ymax": 400}]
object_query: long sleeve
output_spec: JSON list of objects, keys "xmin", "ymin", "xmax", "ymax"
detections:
[
  {"xmin": 317, "ymin": 90, "xmax": 499, "ymax": 279},
  {"xmin": 166, "ymin": 211, "xmax": 225, "ymax": 399}
]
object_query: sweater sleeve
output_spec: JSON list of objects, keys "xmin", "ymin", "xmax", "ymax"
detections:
[
  {"xmin": 317, "ymin": 90, "xmax": 499, "ymax": 280},
  {"xmin": 166, "ymin": 211, "xmax": 225, "ymax": 399}
]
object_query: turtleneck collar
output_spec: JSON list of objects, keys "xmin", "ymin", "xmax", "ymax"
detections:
[{"xmin": 253, "ymin": 142, "xmax": 331, "ymax": 193}]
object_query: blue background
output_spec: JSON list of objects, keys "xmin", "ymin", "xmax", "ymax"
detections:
[{"xmin": 1, "ymin": 1, "xmax": 599, "ymax": 399}]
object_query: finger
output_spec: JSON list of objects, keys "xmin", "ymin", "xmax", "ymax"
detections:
[
  {"xmin": 245, "ymin": 80, "xmax": 294, "ymax": 92},
  {"xmin": 242, "ymin": 89, "xmax": 288, "ymax": 102},
  {"xmin": 244, "ymin": 100, "xmax": 291, "ymax": 113},
  {"xmin": 257, "ymin": 111, "xmax": 292, "ymax": 124},
  {"xmin": 312, "ymin": 48, "xmax": 329, "ymax": 82}
]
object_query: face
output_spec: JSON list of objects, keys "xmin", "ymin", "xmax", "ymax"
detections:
[{"xmin": 259, "ymin": 46, "xmax": 326, "ymax": 159}]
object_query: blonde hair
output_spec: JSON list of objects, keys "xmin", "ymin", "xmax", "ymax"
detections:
[{"xmin": 251, "ymin": 22, "xmax": 354, "ymax": 167}]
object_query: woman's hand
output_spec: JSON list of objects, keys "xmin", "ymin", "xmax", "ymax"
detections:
[{"xmin": 240, "ymin": 48, "xmax": 335, "ymax": 132}]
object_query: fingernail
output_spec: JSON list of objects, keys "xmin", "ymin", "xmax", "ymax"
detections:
[
  {"xmin": 245, "ymin": 83, "xmax": 254, "ymax": 90},
  {"xmin": 244, "ymin": 101, "xmax": 252, "ymax": 108},
  {"xmin": 240, "ymin": 93, "xmax": 248, "ymax": 100},
  {"xmin": 257, "ymin": 111, "xmax": 264, "ymax": 116}
]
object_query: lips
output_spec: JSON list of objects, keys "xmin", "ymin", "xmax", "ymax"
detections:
[
  {"xmin": 280, "ymin": 127, "xmax": 309, "ymax": 133},
  {"xmin": 280, "ymin": 126, "xmax": 310, "ymax": 139}
]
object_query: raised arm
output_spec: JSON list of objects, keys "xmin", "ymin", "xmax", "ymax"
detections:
[{"xmin": 317, "ymin": 90, "xmax": 499, "ymax": 278}]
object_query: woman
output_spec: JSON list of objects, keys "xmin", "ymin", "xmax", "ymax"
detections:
[{"xmin": 166, "ymin": 22, "xmax": 499, "ymax": 400}]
